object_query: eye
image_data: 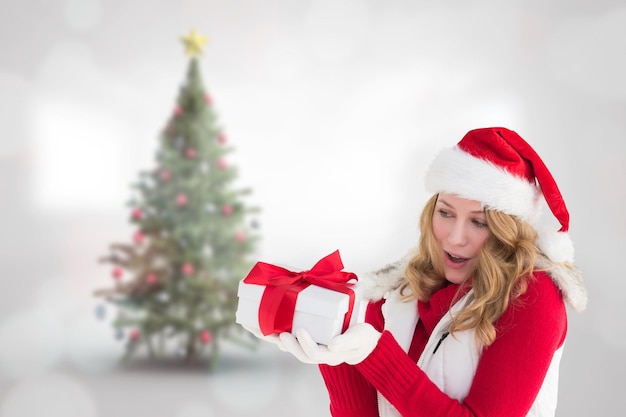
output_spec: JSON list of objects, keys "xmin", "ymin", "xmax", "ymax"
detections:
[
  {"xmin": 472, "ymin": 219, "xmax": 488, "ymax": 228},
  {"xmin": 437, "ymin": 209, "xmax": 452, "ymax": 218}
]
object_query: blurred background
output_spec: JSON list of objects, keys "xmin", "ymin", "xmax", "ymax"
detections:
[{"xmin": 0, "ymin": 0, "xmax": 624, "ymax": 416}]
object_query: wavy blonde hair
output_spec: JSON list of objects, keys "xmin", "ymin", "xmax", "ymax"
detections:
[{"xmin": 402, "ymin": 194, "xmax": 539, "ymax": 347}]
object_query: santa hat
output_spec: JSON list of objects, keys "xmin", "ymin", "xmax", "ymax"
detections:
[
  {"xmin": 421, "ymin": 127, "xmax": 588, "ymax": 311},
  {"xmin": 356, "ymin": 127, "xmax": 587, "ymax": 311},
  {"xmin": 424, "ymin": 127, "xmax": 573, "ymax": 263}
]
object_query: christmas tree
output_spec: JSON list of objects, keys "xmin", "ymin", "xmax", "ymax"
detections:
[{"xmin": 96, "ymin": 30, "xmax": 260, "ymax": 364}]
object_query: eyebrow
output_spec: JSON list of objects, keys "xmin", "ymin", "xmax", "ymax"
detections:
[{"xmin": 437, "ymin": 198, "xmax": 485, "ymax": 214}]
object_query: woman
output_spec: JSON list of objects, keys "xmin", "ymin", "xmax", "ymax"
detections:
[{"xmin": 253, "ymin": 127, "xmax": 587, "ymax": 416}]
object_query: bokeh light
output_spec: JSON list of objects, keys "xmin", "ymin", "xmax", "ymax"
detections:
[
  {"xmin": 175, "ymin": 400, "xmax": 215, "ymax": 417},
  {"xmin": 62, "ymin": 0, "xmax": 102, "ymax": 31},
  {"xmin": 543, "ymin": 7, "xmax": 626, "ymax": 100},
  {"xmin": 0, "ymin": 71, "xmax": 33, "ymax": 157},
  {"xmin": 0, "ymin": 373, "xmax": 98, "ymax": 417},
  {"xmin": 65, "ymin": 304, "xmax": 122, "ymax": 373},
  {"xmin": 208, "ymin": 347, "xmax": 284, "ymax": 413},
  {"xmin": 0, "ymin": 308, "xmax": 65, "ymax": 380},
  {"xmin": 302, "ymin": 0, "xmax": 371, "ymax": 64}
]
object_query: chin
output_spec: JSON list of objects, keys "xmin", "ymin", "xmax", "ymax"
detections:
[{"xmin": 444, "ymin": 270, "xmax": 470, "ymax": 285}]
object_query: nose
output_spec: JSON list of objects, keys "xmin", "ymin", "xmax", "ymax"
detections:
[{"xmin": 448, "ymin": 220, "xmax": 468, "ymax": 247}]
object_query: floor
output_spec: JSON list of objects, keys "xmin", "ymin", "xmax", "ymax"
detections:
[{"xmin": 0, "ymin": 342, "xmax": 331, "ymax": 417}]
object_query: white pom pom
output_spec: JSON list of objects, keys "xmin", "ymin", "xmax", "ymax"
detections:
[{"xmin": 537, "ymin": 230, "xmax": 574, "ymax": 263}]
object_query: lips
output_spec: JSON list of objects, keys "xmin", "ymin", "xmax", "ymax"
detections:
[
  {"xmin": 441, "ymin": 250, "xmax": 474, "ymax": 282},
  {"xmin": 446, "ymin": 251, "xmax": 469, "ymax": 264}
]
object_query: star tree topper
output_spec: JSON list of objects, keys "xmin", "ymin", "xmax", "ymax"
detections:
[{"xmin": 181, "ymin": 29, "xmax": 208, "ymax": 56}]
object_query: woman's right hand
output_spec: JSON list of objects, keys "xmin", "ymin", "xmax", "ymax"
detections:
[
  {"xmin": 241, "ymin": 324, "xmax": 284, "ymax": 346},
  {"xmin": 241, "ymin": 325, "xmax": 321, "ymax": 364}
]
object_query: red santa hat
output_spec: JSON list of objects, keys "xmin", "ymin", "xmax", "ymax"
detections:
[{"xmin": 424, "ymin": 127, "xmax": 574, "ymax": 263}]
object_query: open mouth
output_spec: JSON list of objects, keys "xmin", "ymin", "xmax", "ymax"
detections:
[{"xmin": 446, "ymin": 252, "xmax": 469, "ymax": 264}]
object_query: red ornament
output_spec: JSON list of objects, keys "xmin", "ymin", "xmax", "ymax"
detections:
[
  {"xmin": 199, "ymin": 330, "xmax": 212, "ymax": 344},
  {"xmin": 160, "ymin": 169, "xmax": 172, "ymax": 181},
  {"xmin": 235, "ymin": 231, "xmax": 246, "ymax": 243},
  {"xmin": 131, "ymin": 208, "xmax": 143, "ymax": 220},
  {"xmin": 186, "ymin": 148, "xmax": 197, "ymax": 159},
  {"xmin": 204, "ymin": 95, "xmax": 212, "ymax": 105},
  {"xmin": 129, "ymin": 329, "xmax": 140, "ymax": 341},
  {"xmin": 112, "ymin": 267, "xmax": 123, "ymax": 280},
  {"xmin": 145, "ymin": 272, "xmax": 157, "ymax": 285},
  {"xmin": 217, "ymin": 132, "xmax": 227, "ymax": 144},
  {"xmin": 222, "ymin": 204, "xmax": 233, "ymax": 216},
  {"xmin": 182, "ymin": 263, "xmax": 194, "ymax": 276},
  {"xmin": 174, "ymin": 105, "xmax": 183, "ymax": 116},
  {"xmin": 133, "ymin": 230, "xmax": 145, "ymax": 244},
  {"xmin": 176, "ymin": 193, "xmax": 188, "ymax": 207},
  {"xmin": 217, "ymin": 158, "xmax": 228, "ymax": 169}
]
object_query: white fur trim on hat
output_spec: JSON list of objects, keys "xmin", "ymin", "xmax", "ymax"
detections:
[
  {"xmin": 536, "ymin": 229, "xmax": 575, "ymax": 263},
  {"xmin": 425, "ymin": 146, "xmax": 541, "ymax": 224}
]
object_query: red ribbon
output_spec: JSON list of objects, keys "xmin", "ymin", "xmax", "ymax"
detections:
[{"xmin": 243, "ymin": 250, "xmax": 358, "ymax": 336}]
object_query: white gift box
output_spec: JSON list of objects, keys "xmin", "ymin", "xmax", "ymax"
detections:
[{"xmin": 236, "ymin": 279, "xmax": 365, "ymax": 345}]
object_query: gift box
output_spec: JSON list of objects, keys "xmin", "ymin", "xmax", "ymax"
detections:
[{"xmin": 236, "ymin": 251, "xmax": 365, "ymax": 345}]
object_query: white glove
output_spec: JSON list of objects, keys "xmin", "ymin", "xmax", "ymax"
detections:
[
  {"xmin": 278, "ymin": 323, "xmax": 381, "ymax": 366},
  {"xmin": 241, "ymin": 324, "xmax": 285, "ymax": 349}
]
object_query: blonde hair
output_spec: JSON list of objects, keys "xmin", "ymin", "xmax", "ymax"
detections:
[{"xmin": 402, "ymin": 194, "xmax": 539, "ymax": 347}]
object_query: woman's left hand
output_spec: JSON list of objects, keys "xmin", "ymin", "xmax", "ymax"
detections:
[{"xmin": 278, "ymin": 323, "xmax": 381, "ymax": 366}]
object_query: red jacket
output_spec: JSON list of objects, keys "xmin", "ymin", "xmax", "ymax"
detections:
[{"xmin": 318, "ymin": 271, "xmax": 567, "ymax": 417}]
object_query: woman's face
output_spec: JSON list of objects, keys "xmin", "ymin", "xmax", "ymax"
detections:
[{"xmin": 431, "ymin": 193, "xmax": 491, "ymax": 284}]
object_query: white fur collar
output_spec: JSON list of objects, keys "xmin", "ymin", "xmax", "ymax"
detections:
[{"xmin": 360, "ymin": 248, "xmax": 587, "ymax": 312}]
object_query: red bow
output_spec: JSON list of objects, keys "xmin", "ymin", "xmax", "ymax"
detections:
[{"xmin": 243, "ymin": 250, "xmax": 358, "ymax": 336}]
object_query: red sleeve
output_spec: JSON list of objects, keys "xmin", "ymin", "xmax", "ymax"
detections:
[
  {"xmin": 354, "ymin": 272, "xmax": 567, "ymax": 417},
  {"xmin": 317, "ymin": 300, "xmax": 386, "ymax": 417}
]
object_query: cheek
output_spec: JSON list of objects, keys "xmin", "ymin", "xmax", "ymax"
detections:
[
  {"xmin": 471, "ymin": 232, "xmax": 490, "ymax": 254},
  {"xmin": 431, "ymin": 218, "xmax": 446, "ymax": 242}
]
